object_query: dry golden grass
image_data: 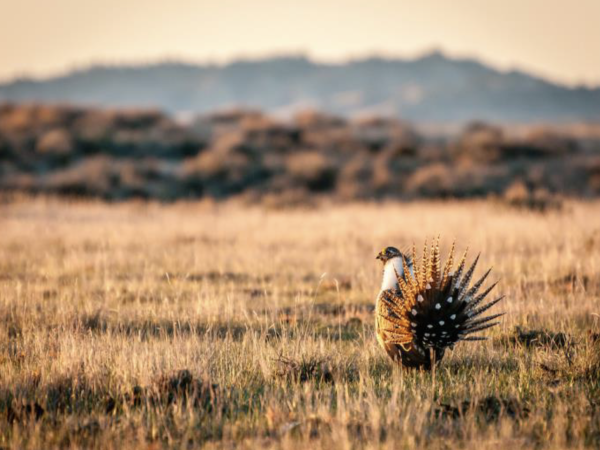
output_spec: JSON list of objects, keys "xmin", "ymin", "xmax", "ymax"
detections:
[{"xmin": 1, "ymin": 197, "xmax": 599, "ymax": 449}]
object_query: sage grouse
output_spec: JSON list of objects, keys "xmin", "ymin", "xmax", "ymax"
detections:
[{"xmin": 375, "ymin": 240, "xmax": 503, "ymax": 369}]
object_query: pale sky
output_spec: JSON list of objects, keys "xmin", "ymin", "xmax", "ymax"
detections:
[{"xmin": 1, "ymin": 0, "xmax": 599, "ymax": 86}]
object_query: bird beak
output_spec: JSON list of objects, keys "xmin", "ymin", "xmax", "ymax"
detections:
[{"xmin": 376, "ymin": 254, "xmax": 383, "ymax": 260}]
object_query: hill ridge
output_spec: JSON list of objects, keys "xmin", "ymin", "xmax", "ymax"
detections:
[{"xmin": 1, "ymin": 53, "xmax": 599, "ymax": 123}]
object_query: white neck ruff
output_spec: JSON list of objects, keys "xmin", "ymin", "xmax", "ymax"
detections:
[{"xmin": 380, "ymin": 256, "xmax": 404, "ymax": 292}]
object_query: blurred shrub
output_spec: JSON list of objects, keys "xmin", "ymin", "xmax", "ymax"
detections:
[
  {"xmin": 36, "ymin": 128, "xmax": 74, "ymax": 156},
  {"xmin": 406, "ymin": 162, "xmax": 508, "ymax": 198},
  {"xmin": 1, "ymin": 103, "xmax": 599, "ymax": 202},
  {"xmin": 523, "ymin": 128, "xmax": 577, "ymax": 156},
  {"xmin": 502, "ymin": 180, "xmax": 563, "ymax": 212},
  {"xmin": 405, "ymin": 163, "xmax": 456, "ymax": 197},
  {"xmin": 44, "ymin": 156, "xmax": 116, "ymax": 197},
  {"xmin": 286, "ymin": 151, "xmax": 336, "ymax": 192},
  {"xmin": 353, "ymin": 116, "xmax": 420, "ymax": 154},
  {"xmin": 452, "ymin": 122, "xmax": 503, "ymax": 163},
  {"xmin": 454, "ymin": 122, "xmax": 579, "ymax": 164},
  {"xmin": 336, "ymin": 153, "xmax": 373, "ymax": 199},
  {"xmin": 584, "ymin": 158, "xmax": 600, "ymax": 195}
]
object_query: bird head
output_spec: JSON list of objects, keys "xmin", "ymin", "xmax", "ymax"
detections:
[{"xmin": 376, "ymin": 246, "xmax": 402, "ymax": 264}]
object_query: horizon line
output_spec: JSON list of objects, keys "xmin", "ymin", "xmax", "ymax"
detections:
[{"xmin": 1, "ymin": 48, "xmax": 599, "ymax": 90}]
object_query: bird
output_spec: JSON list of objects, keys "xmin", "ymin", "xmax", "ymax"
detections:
[{"xmin": 374, "ymin": 239, "xmax": 503, "ymax": 369}]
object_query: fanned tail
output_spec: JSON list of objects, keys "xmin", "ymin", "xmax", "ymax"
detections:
[{"xmin": 377, "ymin": 239, "xmax": 504, "ymax": 367}]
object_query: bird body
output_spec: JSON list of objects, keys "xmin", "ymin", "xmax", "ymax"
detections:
[{"xmin": 375, "ymin": 240, "xmax": 503, "ymax": 369}]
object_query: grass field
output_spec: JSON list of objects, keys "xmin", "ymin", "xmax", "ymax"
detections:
[{"xmin": 1, "ymin": 197, "xmax": 599, "ymax": 449}]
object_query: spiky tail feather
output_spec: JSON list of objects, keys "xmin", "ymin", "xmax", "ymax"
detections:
[{"xmin": 377, "ymin": 238, "xmax": 504, "ymax": 369}]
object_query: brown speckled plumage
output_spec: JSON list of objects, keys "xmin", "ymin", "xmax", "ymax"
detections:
[{"xmin": 375, "ymin": 239, "xmax": 503, "ymax": 369}]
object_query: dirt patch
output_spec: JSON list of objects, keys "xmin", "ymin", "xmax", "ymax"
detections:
[
  {"xmin": 551, "ymin": 273, "xmax": 594, "ymax": 292},
  {"xmin": 435, "ymin": 396, "xmax": 530, "ymax": 421},
  {"xmin": 5, "ymin": 401, "xmax": 45, "ymax": 424},
  {"xmin": 273, "ymin": 355, "xmax": 334, "ymax": 383},
  {"xmin": 105, "ymin": 370, "xmax": 220, "ymax": 414},
  {"xmin": 272, "ymin": 303, "xmax": 374, "ymax": 319},
  {"xmin": 173, "ymin": 271, "xmax": 253, "ymax": 283},
  {"xmin": 499, "ymin": 327, "xmax": 572, "ymax": 349}
]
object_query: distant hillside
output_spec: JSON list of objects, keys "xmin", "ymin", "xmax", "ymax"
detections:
[{"xmin": 1, "ymin": 53, "xmax": 600, "ymax": 123}]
